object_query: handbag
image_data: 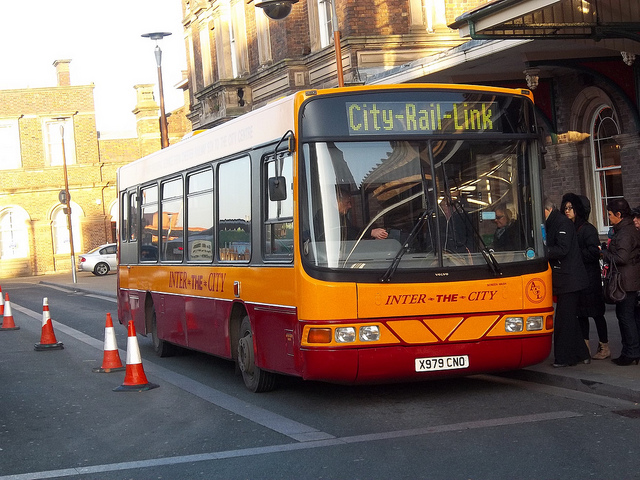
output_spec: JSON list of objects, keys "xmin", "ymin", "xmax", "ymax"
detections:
[{"xmin": 602, "ymin": 259, "xmax": 626, "ymax": 304}]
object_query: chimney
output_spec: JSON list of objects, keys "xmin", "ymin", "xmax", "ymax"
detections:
[{"xmin": 53, "ymin": 59, "xmax": 71, "ymax": 87}]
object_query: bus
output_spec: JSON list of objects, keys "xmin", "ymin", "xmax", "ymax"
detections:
[{"xmin": 117, "ymin": 84, "xmax": 554, "ymax": 392}]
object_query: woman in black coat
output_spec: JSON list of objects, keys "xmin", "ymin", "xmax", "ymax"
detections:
[
  {"xmin": 544, "ymin": 198, "xmax": 591, "ymax": 367},
  {"xmin": 561, "ymin": 193, "xmax": 609, "ymax": 359},
  {"xmin": 602, "ymin": 198, "xmax": 640, "ymax": 365}
]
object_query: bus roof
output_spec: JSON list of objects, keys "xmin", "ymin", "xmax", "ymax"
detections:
[{"xmin": 117, "ymin": 93, "xmax": 297, "ymax": 190}]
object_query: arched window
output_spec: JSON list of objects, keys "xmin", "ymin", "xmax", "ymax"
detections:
[
  {"xmin": 0, "ymin": 207, "xmax": 29, "ymax": 259},
  {"xmin": 52, "ymin": 202, "xmax": 82, "ymax": 254},
  {"xmin": 590, "ymin": 105, "xmax": 622, "ymax": 232}
]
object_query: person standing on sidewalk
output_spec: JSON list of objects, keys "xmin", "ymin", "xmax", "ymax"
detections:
[
  {"xmin": 603, "ymin": 198, "xmax": 640, "ymax": 366},
  {"xmin": 544, "ymin": 198, "xmax": 591, "ymax": 367},
  {"xmin": 561, "ymin": 193, "xmax": 609, "ymax": 359}
]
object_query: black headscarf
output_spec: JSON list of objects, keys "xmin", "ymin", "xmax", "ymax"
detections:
[{"xmin": 561, "ymin": 192, "xmax": 587, "ymax": 230}]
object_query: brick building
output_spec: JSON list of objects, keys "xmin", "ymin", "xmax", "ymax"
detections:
[
  {"xmin": 181, "ymin": 0, "xmax": 471, "ymax": 128},
  {"xmin": 0, "ymin": 60, "xmax": 191, "ymax": 278},
  {"xmin": 181, "ymin": 0, "xmax": 640, "ymax": 236}
]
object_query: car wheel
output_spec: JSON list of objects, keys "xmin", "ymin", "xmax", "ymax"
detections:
[
  {"xmin": 93, "ymin": 262, "xmax": 110, "ymax": 276},
  {"xmin": 237, "ymin": 316, "xmax": 276, "ymax": 392}
]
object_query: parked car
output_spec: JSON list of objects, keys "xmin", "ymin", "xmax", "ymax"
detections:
[{"xmin": 78, "ymin": 243, "xmax": 117, "ymax": 276}]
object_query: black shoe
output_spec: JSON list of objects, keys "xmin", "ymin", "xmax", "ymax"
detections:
[
  {"xmin": 612, "ymin": 355, "xmax": 640, "ymax": 366},
  {"xmin": 583, "ymin": 358, "xmax": 591, "ymax": 364},
  {"xmin": 552, "ymin": 363, "xmax": 569, "ymax": 368}
]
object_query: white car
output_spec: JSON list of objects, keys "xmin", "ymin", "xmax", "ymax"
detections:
[{"xmin": 78, "ymin": 243, "xmax": 117, "ymax": 276}]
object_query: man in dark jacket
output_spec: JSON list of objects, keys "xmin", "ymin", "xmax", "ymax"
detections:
[{"xmin": 544, "ymin": 198, "xmax": 591, "ymax": 367}]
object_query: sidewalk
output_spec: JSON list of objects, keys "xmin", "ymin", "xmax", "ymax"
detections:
[{"xmin": 32, "ymin": 272, "xmax": 640, "ymax": 403}]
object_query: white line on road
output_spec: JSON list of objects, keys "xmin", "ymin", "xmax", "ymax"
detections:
[{"xmin": 0, "ymin": 410, "xmax": 581, "ymax": 480}]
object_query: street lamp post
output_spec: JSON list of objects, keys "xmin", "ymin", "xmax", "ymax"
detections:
[
  {"xmin": 56, "ymin": 121, "xmax": 77, "ymax": 284},
  {"xmin": 142, "ymin": 32, "xmax": 172, "ymax": 149}
]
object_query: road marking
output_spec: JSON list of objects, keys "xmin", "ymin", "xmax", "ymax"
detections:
[
  {"xmin": 0, "ymin": 410, "xmax": 581, "ymax": 480},
  {"xmin": 10, "ymin": 302, "xmax": 333, "ymax": 443}
]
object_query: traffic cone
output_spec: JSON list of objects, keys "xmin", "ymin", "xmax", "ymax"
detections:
[
  {"xmin": 0, "ymin": 286, "xmax": 4, "ymax": 316},
  {"xmin": 1, "ymin": 293, "xmax": 19, "ymax": 331},
  {"xmin": 93, "ymin": 313, "xmax": 125, "ymax": 373},
  {"xmin": 113, "ymin": 320, "xmax": 159, "ymax": 392},
  {"xmin": 34, "ymin": 298, "xmax": 63, "ymax": 350}
]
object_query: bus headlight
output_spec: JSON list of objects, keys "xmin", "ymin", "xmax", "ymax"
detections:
[
  {"xmin": 335, "ymin": 327, "xmax": 356, "ymax": 343},
  {"xmin": 526, "ymin": 316, "xmax": 544, "ymax": 331},
  {"xmin": 359, "ymin": 325, "xmax": 380, "ymax": 342},
  {"xmin": 505, "ymin": 317, "xmax": 523, "ymax": 332}
]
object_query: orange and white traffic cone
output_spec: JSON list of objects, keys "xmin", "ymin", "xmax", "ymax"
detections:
[
  {"xmin": 93, "ymin": 313, "xmax": 125, "ymax": 373},
  {"xmin": 34, "ymin": 298, "xmax": 63, "ymax": 350},
  {"xmin": 113, "ymin": 320, "xmax": 159, "ymax": 392},
  {"xmin": 1, "ymin": 293, "xmax": 19, "ymax": 331},
  {"xmin": 0, "ymin": 286, "xmax": 4, "ymax": 316}
]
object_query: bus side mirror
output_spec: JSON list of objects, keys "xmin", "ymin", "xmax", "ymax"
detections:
[{"xmin": 269, "ymin": 176, "xmax": 287, "ymax": 201}]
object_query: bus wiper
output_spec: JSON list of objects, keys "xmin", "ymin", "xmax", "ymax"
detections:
[
  {"xmin": 380, "ymin": 209, "xmax": 430, "ymax": 283},
  {"xmin": 481, "ymin": 247, "xmax": 502, "ymax": 277}
]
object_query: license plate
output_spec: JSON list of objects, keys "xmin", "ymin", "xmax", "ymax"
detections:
[{"xmin": 415, "ymin": 355, "xmax": 469, "ymax": 372}]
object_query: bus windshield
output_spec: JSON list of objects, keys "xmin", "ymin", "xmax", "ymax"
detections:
[{"xmin": 301, "ymin": 137, "xmax": 539, "ymax": 271}]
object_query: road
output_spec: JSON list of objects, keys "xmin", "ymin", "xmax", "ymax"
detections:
[{"xmin": 1, "ymin": 279, "xmax": 640, "ymax": 479}]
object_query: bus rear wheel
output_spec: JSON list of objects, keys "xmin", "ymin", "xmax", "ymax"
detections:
[
  {"xmin": 237, "ymin": 316, "xmax": 276, "ymax": 393},
  {"xmin": 151, "ymin": 309, "xmax": 177, "ymax": 357}
]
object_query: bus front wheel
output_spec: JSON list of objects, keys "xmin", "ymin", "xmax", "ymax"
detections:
[{"xmin": 237, "ymin": 316, "xmax": 276, "ymax": 393}]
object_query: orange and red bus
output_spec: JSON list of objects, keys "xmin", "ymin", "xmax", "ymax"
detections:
[{"xmin": 117, "ymin": 84, "xmax": 554, "ymax": 392}]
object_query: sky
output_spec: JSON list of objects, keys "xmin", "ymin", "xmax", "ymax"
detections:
[{"xmin": 0, "ymin": 1, "xmax": 187, "ymax": 136}]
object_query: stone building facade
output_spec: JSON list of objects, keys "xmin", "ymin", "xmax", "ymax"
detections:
[
  {"xmin": 179, "ymin": 0, "xmax": 639, "ymax": 236},
  {"xmin": 0, "ymin": 60, "xmax": 191, "ymax": 278},
  {"xmin": 181, "ymin": 0, "xmax": 474, "ymax": 128}
]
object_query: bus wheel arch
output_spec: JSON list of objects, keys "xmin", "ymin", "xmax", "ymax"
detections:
[{"xmin": 235, "ymin": 313, "xmax": 277, "ymax": 393}]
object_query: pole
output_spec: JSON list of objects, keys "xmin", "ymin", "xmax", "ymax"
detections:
[
  {"xmin": 60, "ymin": 124, "xmax": 77, "ymax": 284},
  {"xmin": 155, "ymin": 45, "xmax": 169, "ymax": 149},
  {"xmin": 329, "ymin": 0, "xmax": 344, "ymax": 87}
]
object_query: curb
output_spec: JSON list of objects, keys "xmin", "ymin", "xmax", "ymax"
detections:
[
  {"xmin": 500, "ymin": 369, "xmax": 640, "ymax": 404},
  {"xmin": 39, "ymin": 281, "xmax": 117, "ymax": 299}
]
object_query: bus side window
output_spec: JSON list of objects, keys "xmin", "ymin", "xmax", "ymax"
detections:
[
  {"xmin": 141, "ymin": 185, "xmax": 158, "ymax": 262},
  {"xmin": 218, "ymin": 157, "xmax": 251, "ymax": 262},
  {"xmin": 264, "ymin": 153, "xmax": 293, "ymax": 260},
  {"xmin": 187, "ymin": 169, "xmax": 214, "ymax": 262},
  {"xmin": 129, "ymin": 191, "xmax": 138, "ymax": 242},
  {"xmin": 121, "ymin": 191, "xmax": 129, "ymax": 242}
]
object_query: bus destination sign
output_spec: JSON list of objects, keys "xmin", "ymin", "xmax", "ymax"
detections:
[{"xmin": 346, "ymin": 101, "xmax": 500, "ymax": 135}]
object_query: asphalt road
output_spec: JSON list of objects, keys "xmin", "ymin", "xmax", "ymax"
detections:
[{"xmin": 2, "ymin": 278, "xmax": 640, "ymax": 479}]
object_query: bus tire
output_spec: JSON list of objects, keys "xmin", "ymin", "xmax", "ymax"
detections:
[
  {"xmin": 151, "ymin": 308, "xmax": 177, "ymax": 357},
  {"xmin": 237, "ymin": 316, "xmax": 276, "ymax": 393}
]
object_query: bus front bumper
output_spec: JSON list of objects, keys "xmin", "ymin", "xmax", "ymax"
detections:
[{"xmin": 299, "ymin": 334, "xmax": 552, "ymax": 384}]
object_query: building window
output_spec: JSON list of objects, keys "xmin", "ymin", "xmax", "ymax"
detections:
[
  {"xmin": 317, "ymin": 0, "xmax": 333, "ymax": 48},
  {"xmin": 43, "ymin": 117, "xmax": 76, "ymax": 166},
  {"xmin": 255, "ymin": 7, "xmax": 272, "ymax": 66},
  {"xmin": 409, "ymin": 0, "xmax": 447, "ymax": 33},
  {"xmin": 52, "ymin": 202, "xmax": 82, "ymax": 254},
  {"xmin": 0, "ymin": 119, "xmax": 21, "ymax": 170},
  {"xmin": 230, "ymin": 0, "xmax": 249, "ymax": 78},
  {"xmin": 200, "ymin": 23, "xmax": 214, "ymax": 86},
  {"xmin": 0, "ymin": 207, "xmax": 29, "ymax": 259},
  {"xmin": 590, "ymin": 105, "xmax": 622, "ymax": 232}
]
